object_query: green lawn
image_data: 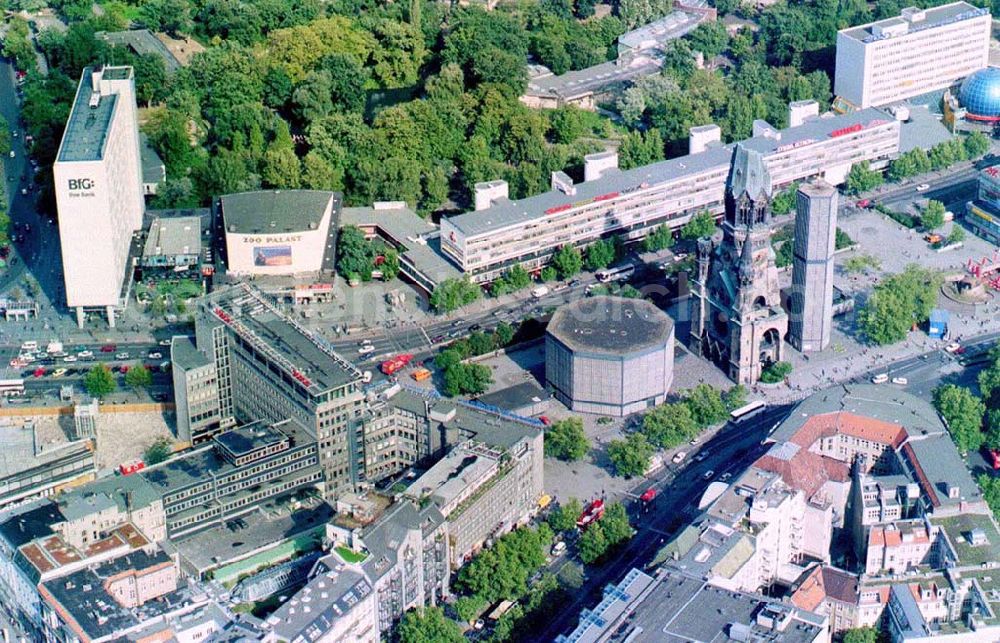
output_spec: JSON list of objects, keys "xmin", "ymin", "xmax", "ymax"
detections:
[{"xmin": 335, "ymin": 545, "xmax": 368, "ymax": 564}]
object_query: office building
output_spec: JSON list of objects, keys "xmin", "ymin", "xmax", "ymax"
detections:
[
  {"xmin": 170, "ymin": 336, "xmax": 222, "ymax": 444},
  {"xmin": 545, "ymin": 296, "xmax": 674, "ymax": 416},
  {"xmin": 193, "ymin": 284, "xmax": 364, "ymax": 499},
  {"xmin": 441, "ymin": 108, "xmax": 900, "ymax": 284},
  {"xmin": 557, "ymin": 568, "xmax": 829, "ymax": 643},
  {"xmin": 689, "ymin": 145, "xmax": 788, "ymax": 385},
  {"xmin": 0, "ymin": 420, "xmax": 95, "ymax": 510},
  {"xmin": 54, "ymin": 66, "xmax": 145, "ymax": 328},
  {"xmin": 834, "ymin": 3, "xmax": 990, "ymax": 110},
  {"xmin": 141, "ymin": 419, "xmax": 323, "ymax": 539},
  {"xmin": 220, "ymin": 190, "xmax": 338, "ymax": 277},
  {"xmin": 789, "ymin": 179, "xmax": 838, "ymax": 353},
  {"xmin": 141, "ymin": 215, "xmax": 202, "ymax": 270},
  {"xmin": 965, "ymin": 163, "xmax": 1000, "ymax": 244}
]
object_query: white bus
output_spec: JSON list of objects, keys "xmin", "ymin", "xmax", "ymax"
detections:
[
  {"xmin": 0, "ymin": 379, "xmax": 26, "ymax": 396},
  {"xmin": 595, "ymin": 263, "xmax": 635, "ymax": 283},
  {"xmin": 730, "ymin": 400, "xmax": 766, "ymax": 423}
]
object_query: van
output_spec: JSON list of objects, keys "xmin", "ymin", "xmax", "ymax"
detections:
[
  {"xmin": 551, "ymin": 541, "xmax": 567, "ymax": 556},
  {"xmin": 531, "ymin": 285, "xmax": 549, "ymax": 298},
  {"xmin": 872, "ymin": 373, "xmax": 889, "ymax": 384}
]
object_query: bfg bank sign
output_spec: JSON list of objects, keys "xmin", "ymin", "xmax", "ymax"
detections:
[{"xmin": 66, "ymin": 178, "xmax": 97, "ymax": 198}]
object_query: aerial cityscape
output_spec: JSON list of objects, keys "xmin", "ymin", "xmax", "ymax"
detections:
[{"xmin": 2, "ymin": 0, "xmax": 1000, "ymax": 641}]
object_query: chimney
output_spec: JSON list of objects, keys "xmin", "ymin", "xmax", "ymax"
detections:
[
  {"xmin": 473, "ymin": 180, "xmax": 508, "ymax": 211},
  {"xmin": 551, "ymin": 171, "xmax": 576, "ymax": 195},
  {"xmin": 689, "ymin": 124, "xmax": 721, "ymax": 154},
  {"xmin": 753, "ymin": 120, "xmax": 780, "ymax": 140},
  {"xmin": 788, "ymin": 100, "xmax": 819, "ymax": 128},
  {"xmin": 584, "ymin": 151, "xmax": 618, "ymax": 182}
]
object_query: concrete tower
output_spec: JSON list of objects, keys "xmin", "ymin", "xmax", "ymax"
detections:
[
  {"xmin": 689, "ymin": 145, "xmax": 788, "ymax": 385},
  {"xmin": 789, "ymin": 179, "xmax": 838, "ymax": 353}
]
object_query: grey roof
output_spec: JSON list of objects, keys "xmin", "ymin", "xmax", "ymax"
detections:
[
  {"xmin": 201, "ymin": 285, "xmax": 362, "ymax": 393},
  {"xmin": 358, "ymin": 500, "xmax": 444, "ymax": 582},
  {"xmin": 265, "ymin": 554, "xmax": 373, "ymax": 641},
  {"xmin": 840, "ymin": 2, "xmax": 986, "ymax": 43},
  {"xmin": 476, "ymin": 381, "xmax": 550, "ymax": 412},
  {"xmin": 618, "ymin": 9, "xmax": 707, "ymax": 50},
  {"xmin": 57, "ymin": 66, "xmax": 131, "ymax": 163},
  {"xmin": 445, "ymin": 108, "xmax": 893, "ymax": 239},
  {"xmin": 220, "ymin": 190, "xmax": 338, "ymax": 235},
  {"xmin": 143, "ymin": 216, "xmax": 201, "ymax": 258},
  {"xmin": 96, "ymin": 29, "xmax": 182, "ymax": 72},
  {"xmin": 41, "ymin": 549, "xmax": 182, "ymax": 641},
  {"xmin": 139, "ymin": 133, "xmax": 166, "ymax": 186},
  {"xmin": 58, "ymin": 473, "xmax": 161, "ymax": 521},
  {"xmin": 559, "ymin": 568, "xmax": 826, "ymax": 643},
  {"xmin": 525, "ymin": 58, "xmax": 664, "ymax": 101},
  {"xmin": 898, "ymin": 105, "xmax": 954, "ymax": 153},
  {"xmin": 547, "ymin": 296, "xmax": 674, "ymax": 356},
  {"xmin": 728, "ymin": 144, "xmax": 772, "ymax": 201},
  {"xmin": 770, "ymin": 383, "xmax": 945, "ymax": 445},
  {"xmin": 0, "ymin": 501, "xmax": 61, "ymax": 548},
  {"xmin": 170, "ymin": 335, "xmax": 210, "ymax": 370},
  {"xmin": 901, "ymin": 433, "xmax": 983, "ymax": 509},
  {"xmin": 213, "ymin": 421, "xmax": 289, "ymax": 459}
]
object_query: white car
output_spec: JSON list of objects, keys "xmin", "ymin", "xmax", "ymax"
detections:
[
  {"xmin": 944, "ymin": 342, "xmax": 961, "ymax": 354},
  {"xmin": 872, "ymin": 373, "xmax": 889, "ymax": 384},
  {"xmin": 358, "ymin": 345, "xmax": 376, "ymax": 355},
  {"xmin": 148, "ymin": 352, "xmax": 163, "ymax": 359},
  {"xmin": 719, "ymin": 472, "xmax": 733, "ymax": 482},
  {"xmin": 916, "ymin": 183, "xmax": 930, "ymax": 192},
  {"xmin": 702, "ymin": 470, "xmax": 715, "ymax": 480},
  {"xmin": 891, "ymin": 377, "xmax": 908, "ymax": 385},
  {"xmin": 115, "ymin": 352, "xmax": 130, "ymax": 360},
  {"xmin": 672, "ymin": 451, "xmax": 687, "ymax": 464},
  {"xmin": 551, "ymin": 541, "xmax": 567, "ymax": 556},
  {"xmin": 159, "ymin": 339, "xmax": 172, "ymax": 346},
  {"xmin": 63, "ymin": 355, "xmax": 77, "ymax": 363},
  {"xmin": 77, "ymin": 350, "xmax": 93, "ymax": 358}
]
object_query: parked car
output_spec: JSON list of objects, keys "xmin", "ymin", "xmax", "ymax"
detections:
[
  {"xmin": 115, "ymin": 352, "xmax": 130, "ymax": 360},
  {"xmin": 702, "ymin": 470, "xmax": 715, "ymax": 480},
  {"xmin": 100, "ymin": 344, "xmax": 116, "ymax": 352},
  {"xmin": 891, "ymin": 377, "xmax": 908, "ymax": 385},
  {"xmin": 916, "ymin": 183, "xmax": 930, "ymax": 192},
  {"xmin": 77, "ymin": 350, "xmax": 93, "ymax": 358},
  {"xmin": 148, "ymin": 352, "xmax": 163, "ymax": 360}
]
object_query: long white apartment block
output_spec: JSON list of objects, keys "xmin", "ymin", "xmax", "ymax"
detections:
[
  {"xmin": 834, "ymin": 2, "xmax": 990, "ymax": 109},
  {"xmin": 54, "ymin": 66, "xmax": 144, "ymax": 327},
  {"xmin": 441, "ymin": 108, "xmax": 900, "ymax": 282}
]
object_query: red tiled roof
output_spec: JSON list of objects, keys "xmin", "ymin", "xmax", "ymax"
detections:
[
  {"xmin": 790, "ymin": 567, "xmax": 825, "ymax": 611},
  {"xmin": 790, "ymin": 566, "xmax": 859, "ymax": 610},
  {"xmin": 754, "ymin": 448, "xmax": 850, "ymax": 499},
  {"xmin": 789, "ymin": 412, "xmax": 908, "ymax": 450}
]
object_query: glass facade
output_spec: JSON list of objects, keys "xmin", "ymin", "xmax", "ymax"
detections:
[{"xmin": 960, "ymin": 67, "xmax": 1000, "ymax": 121}]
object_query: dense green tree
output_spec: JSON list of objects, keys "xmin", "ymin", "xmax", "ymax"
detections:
[
  {"xmin": 984, "ymin": 409, "xmax": 1000, "ymax": 451},
  {"xmin": 643, "ymin": 224, "xmax": 673, "ymax": 252},
  {"xmin": 577, "ymin": 521, "xmax": 609, "ymax": 564},
  {"xmin": 398, "ymin": 607, "xmax": 463, "ymax": 643},
  {"xmin": 687, "ymin": 21, "xmax": 728, "ymax": 57},
  {"xmin": 607, "ymin": 432, "xmax": 654, "ymax": 478},
  {"xmin": 685, "ymin": 384, "xmax": 728, "ymax": 427},
  {"xmin": 468, "ymin": 331, "xmax": 496, "ymax": 356},
  {"xmin": 454, "ymin": 595, "xmax": 487, "ymax": 624},
  {"xmin": 84, "ymin": 364, "xmax": 117, "ymax": 398},
  {"xmin": 125, "ymin": 364, "xmax": 153, "ymax": 391},
  {"xmin": 144, "ymin": 437, "xmax": 173, "ymax": 465},
  {"xmin": 843, "ymin": 627, "xmax": 879, "ymax": 643},
  {"xmin": 618, "ymin": 129, "xmax": 664, "ymax": 170},
  {"xmin": 430, "ymin": 278, "xmax": 481, "ymax": 313},
  {"xmin": 979, "ymin": 473, "xmax": 1000, "ymax": 521},
  {"xmin": 946, "ymin": 226, "xmax": 966, "ymax": 246},
  {"xmin": 545, "ymin": 417, "xmax": 590, "ymax": 461},
  {"xmin": 261, "ymin": 147, "xmax": 302, "ymax": 188},
  {"xmin": 585, "ymin": 239, "xmax": 617, "ymax": 271},
  {"xmin": 548, "ymin": 497, "xmax": 583, "ymax": 533},
  {"xmin": 577, "ymin": 503, "xmax": 632, "ymax": 564},
  {"xmin": 455, "ymin": 524, "xmax": 552, "ymax": 603},
  {"xmin": 978, "ymin": 357, "xmax": 1000, "ymax": 403},
  {"xmin": 642, "ymin": 402, "xmax": 697, "ymax": 448},
  {"xmin": 494, "ymin": 321, "xmax": 515, "ymax": 347},
  {"xmin": 859, "ymin": 265, "xmax": 942, "ymax": 345},
  {"xmin": 722, "ymin": 385, "xmax": 748, "ymax": 412},
  {"xmin": 965, "ymin": 131, "xmax": 990, "ymax": 159},
  {"xmin": 443, "ymin": 363, "xmax": 492, "ymax": 396},
  {"xmin": 680, "ymin": 211, "xmax": 716, "ymax": 240},
  {"xmin": 301, "ymin": 151, "xmax": 343, "ymax": 190},
  {"xmin": 846, "ymin": 161, "xmax": 884, "ymax": 195},
  {"xmin": 922, "ymin": 200, "xmax": 946, "ymax": 231},
  {"xmin": 551, "ymin": 245, "xmax": 583, "ymax": 279},
  {"xmin": 933, "ymin": 384, "xmax": 985, "ymax": 454},
  {"xmin": 336, "ymin": 225, "xmax": 375, "ymax": 280}
]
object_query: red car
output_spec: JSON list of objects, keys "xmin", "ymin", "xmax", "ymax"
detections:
[
  {"xmin": 33, "ymin": 367, "xmax": 45, "ymax": 378},
  {"xmin": 988, "ymin": 448, "xmax": 1000, "ymax": 471},
  {"xmin": 640, "ymin": 488, "xmax": 657, "ymax": 503},
  {"xmin": 100, "ymin": 344, "xmax": 116, "ymax": 353},
  {"xmin": 856, "ymin": 199, "xmax": 872, "ymax": 208},
  {"xmin": 538, "ymin": 415, "xmax": 551, "ymax": 426}
]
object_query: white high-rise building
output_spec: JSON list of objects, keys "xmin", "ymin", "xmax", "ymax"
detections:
[
  {"xmin": 834, "ymin": 2, "xmax": 990, "ymax": 109},
  {"xmin": 54, "ymin": 66, "xmax": 144, "ymax": 327}
]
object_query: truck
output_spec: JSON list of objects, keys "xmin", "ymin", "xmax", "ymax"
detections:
[
  {"xmin": 381, "ymin": 354, "xmax": 413, "ymax": 376},
  {"xmin": 410, "ymin": 367, "xmax": 431, "ymax": 382},
  {"xmin": 531, "ymin": 285, "xmax": 549, "ymax": 298},
  {"xmin": 46, "ymin": 341, "xmax": 63, "ymax": 355},
  {"xmin": 576, "ymin": 499, "xmax": 605, "ymax": 529},
  {"xmin": 119, "ymin": 460, "xmax": 146, "ymax": 475}
]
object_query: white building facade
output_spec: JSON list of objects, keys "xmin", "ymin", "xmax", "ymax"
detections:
[
  {"xmin": 834, "ymin": 2, "xmax": 990, "ymax": 109},
  {"xmin": 441, "ymin": 109, "xmax": 900, "ymax": 283},
  {"xmin": 54, "ymin": 66, "xmax": 144, "ymax": 327}
]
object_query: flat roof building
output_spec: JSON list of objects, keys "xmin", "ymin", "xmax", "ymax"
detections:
[
  {"xmin": 141, "ymin": 215, "xmax": 201, "ymax": 269},
  {"xmin": 220, "ymin": 190, "xmax": 339, "ymax": 277},
  {"xmin": 441, "ymin": 108, "xmax": 900, "ymax": 283},
  {"xmin": 54, "ymin": 66, "xmax": 145, "ymax": 328},
  {"xmin": 834, "ymin": 3, "xmax": 990, "ymax": 109},
  {"xmin": 546, "ymin": 297, "xmax": 674, "ymax": 416}
]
